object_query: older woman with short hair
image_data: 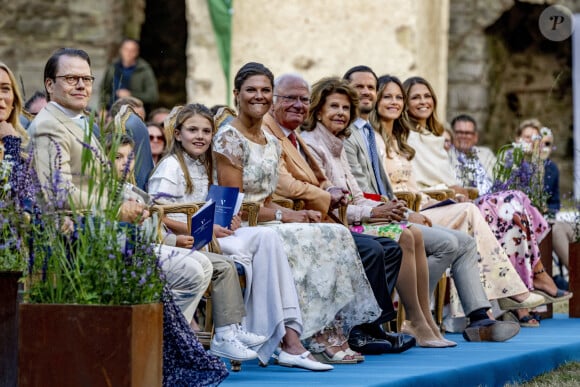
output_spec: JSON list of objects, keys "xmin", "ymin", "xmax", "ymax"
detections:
[
  {"xmin": 300, "ymin": 77, "xmax": 455, "ymax": 347},
  {"xmin": 214, "ymin": 62, "xmax": 383, "ymax": 367}
]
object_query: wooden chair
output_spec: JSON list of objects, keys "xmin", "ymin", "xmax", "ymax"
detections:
[
  {"xmin": 466, "ymin": 187, "xmax": 479, "ymax": 200},
  {"xmin": 151, "ymin": 200, "xmax": 280, "ymax": 371},
  {"xmin": 393, "ymin": 191, "xmax": 420, "ymax": 212},
  {"xmin": 421, "ymin": 187, "xmax": 479, "ymax": 201},
  {"xmin": 421, "ymin": 189, "xmax": 454, "ymax": 201},
  {"xmin": 381, "ymin": 192, "xmax": 448, "ymax": 332}
]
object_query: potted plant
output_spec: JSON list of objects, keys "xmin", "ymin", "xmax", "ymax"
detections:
[
  {"xmin": 16, "ymin": 131, "xmax": 165, "ymax": 387},
  {"xmin": 0, "ymin": 154, "xmax": 29, "ymax": 387}
]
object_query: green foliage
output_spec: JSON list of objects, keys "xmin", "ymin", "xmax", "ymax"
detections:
[
  {"xmin": 0, "ymin": 158, "xmax": 27, "ymax": 272},
  {"xmin": 14, "ymin": 113, "xmax": 164, "ymax": 304},
  {"xmin": 492, "ymin": 141, "xmax": 549, "ymax": 212}
]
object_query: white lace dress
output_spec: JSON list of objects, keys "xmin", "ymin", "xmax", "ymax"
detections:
[
  {"xmin": 213, "ymin": 124, "xmax": 381, "ymax": 338},
  {"xmin": 149, "ymin": 153, "xmax": 302, "ymax": 363}
]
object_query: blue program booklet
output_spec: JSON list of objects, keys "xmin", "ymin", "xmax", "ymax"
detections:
[
  {"xmin": 206, "ymin": 185, "xmax": 244, "ymax": 228},
  {"xmin": 191, "ymin": 200, "xmax": 215, "ymax": 251}
]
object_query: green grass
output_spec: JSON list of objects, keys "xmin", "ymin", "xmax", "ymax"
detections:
[
  {"xmin": 505, "ymin": 362, "xmax": 580, "ymax": 386},
  {"xmin": 506, "ymin": 301, "xmax": 578, "ymax": 386}
]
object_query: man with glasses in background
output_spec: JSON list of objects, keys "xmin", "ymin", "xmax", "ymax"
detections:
[{"xmin": 450, "ymin": 114, "xmax": 497, "ymax": 178}]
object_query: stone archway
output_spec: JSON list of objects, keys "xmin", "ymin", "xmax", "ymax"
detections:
[
  {"xmin": 140, "ymin": 0, "xmax": 188, "ymax": 110},
  {"xmin": 447, "ymin": 0, "xmax": 577, "ymax": 197}
]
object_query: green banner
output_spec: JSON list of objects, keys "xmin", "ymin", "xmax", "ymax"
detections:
[{"xmin": 207, "ymin": 0, "xmax": 233, "ymax": 104}]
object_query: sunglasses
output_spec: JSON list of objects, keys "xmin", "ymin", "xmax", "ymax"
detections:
[{"xmin": 149, "ymin": 135, "xmax": 165, "ymax": 142}]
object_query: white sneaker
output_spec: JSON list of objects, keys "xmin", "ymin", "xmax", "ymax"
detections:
[
  {"xmin": 235, "ymin": 325, "xmax": 267, "ymax": 347},
  {"xmin": 210, "ymin": 333, "xmax": 259, "ymax": 361}
]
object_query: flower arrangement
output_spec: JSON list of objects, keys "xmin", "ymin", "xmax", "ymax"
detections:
[
  {"xmin": 2, "ymin": 115, "xmax": 164, "ymax": 305},
  {"xmin": 491, "ymin": 135, "xmax": 549, "ymax": 212},
  {"xmin": 0, "ymin": 154, "xmax": 29, "ymax": 272}
]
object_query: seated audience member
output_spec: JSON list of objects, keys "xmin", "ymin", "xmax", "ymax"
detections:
[
  {"xmin": 147, "ymin": 122, "xmax": 166, "ymax": 165},
  {"xmin": 20, "ymin": 90, "xmax": 48, "ymax": 129},
  {"xmin": 108, "ymin": 102, "xmax": 154, "ymax": 190},
  {"xmin": 450, "ymin": 114, "xmax": 496, "ymax": 177},
  {"xmin": 518, "ymin": 121, "xmax": 574, "ymax": 278},
  {"xmin": 539, "ymin": 126, "xmax": 559, "ymax": 218},
  {"xmin": 301, "ymin": 76, "xmax": 459, "ymax": 347},
  {"xmin": 403, "ymin": 77, "xmax": 570, "ymax": 327},
  {"xmin": 149, "ymin": 103, "xmax": 332, "ymax": 371},
  {"xmin": 109, "ymin": 131, "xmax": 265, "ymax": 364},
  {"xmin": 148, "ymin": 107, "xmax": 170, "ymax": 127},
  {"xmin": 539, "ymin": 127, "xmax": 572, "ymax": 286},
  {"xmin": 342, "ymin": 70, "xmax": 521, "ymax": 340},
  {"xmin": 0, "ymin": 61, "xmax": 32, "ymax": 191},
  {"xmin": 110, "ymin": 95, "xmax": 146, "ymax": 121},
  {"xmin": 30, "ymin": 47, "xmax": 260, "ymax": 363},
  {"xmin": 25, "ymin": 90, "xmax": 48, "ymax": 115},
  {"xmin": 262, "ymin": 73, "xmax": 415, "ymax": 354},
  {"xmin": 443, "ymin": 126, "xmax": 454, "ymax": 152},
  {"xmin": 26, "ymin": 48, "xmax": 228, "ymax": 385},
  {"xmin": 214, "ymin": 62, "xmax": 384, "ymax": 365},
  {"xmin": 211, "ymin": 104, "xmax": 237, "ymax": 130}
]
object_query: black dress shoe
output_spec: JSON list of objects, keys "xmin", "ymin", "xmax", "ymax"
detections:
[
  {"xmin": 382, "ymin": 332, "xmax": 416, "ymax": 354},
  {"xmin": 348, "ymin": 328, "xmax": 393, "ymax": 355}
]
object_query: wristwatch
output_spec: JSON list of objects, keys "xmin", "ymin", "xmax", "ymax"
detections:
[{"xmin": 275, "ymin": 209, "xmax": 283, "ymax": 222}]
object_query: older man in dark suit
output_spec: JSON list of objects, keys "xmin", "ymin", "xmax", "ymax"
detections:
[{"xmin": 263, "ymin": 73, "xmax": 415, "ymax": 355}]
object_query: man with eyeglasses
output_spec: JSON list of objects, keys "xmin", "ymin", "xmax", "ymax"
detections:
[
  {"xmin": 28, "ymin": 48, "xmax": 262, "ymax": 363},
  {"xmin": 450, "ymin": 114, "xmax": 497, "ymax": 178},
  {"xmin": 28, "ymin": 48, "xmax": 102, "ymax": 207},
  {"xmin": 263, "ymin": 73, "xmax": 416, "ymax": 356}
]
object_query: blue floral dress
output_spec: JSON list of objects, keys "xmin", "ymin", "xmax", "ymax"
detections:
[{"xmin": 162, "ymin": 289, "xmax": 228, "ymax": 387}]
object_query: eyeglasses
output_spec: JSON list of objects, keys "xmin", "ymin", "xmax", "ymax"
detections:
[
  {"xmin": 454, "ymin": 130, "xmax": 475, "ymax": 136},
  {"xmin": 149, "ymin": 135, "xmax": 165, "ymax": 142},
  {"xmin": 274, "ymin": 95, "xmax": 310, "ymax": 105},
  {"xmin": 55, "ymin": 75, "xmax": 95, "ymax": 86}
]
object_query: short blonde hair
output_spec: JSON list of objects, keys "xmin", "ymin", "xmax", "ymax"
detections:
[{"xmin": 517, "ymin": 118, "xmax": 542, "ymax": 137}]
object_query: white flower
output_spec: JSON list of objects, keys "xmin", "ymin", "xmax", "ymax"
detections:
[
  {"xmin": 540, "ymin": 127, "xmax": 553, "ymax": 138},
  {"xmin": 498, "ymin": 202, "xmax": 516, "ymax": 221}
]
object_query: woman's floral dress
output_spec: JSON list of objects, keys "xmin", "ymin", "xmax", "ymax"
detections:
[{"xmin": 213, "ymin": 124, "xmax": 381, "ymax": 338}]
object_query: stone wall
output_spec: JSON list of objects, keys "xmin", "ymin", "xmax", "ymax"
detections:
[
  {"xmin": 186, "ymin": 0, "xmax": 450, "ymax": 115},
  {"xmin": 185, "ymin": 0, "xmax": 227, "ymax": 106},
  {"xmin": 0, "ymin": 0, "xmax": 144, "ymax": 109},
  {"xmin": 447, "ymin": 0, "xmax": 579, "ymax": 197}
]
